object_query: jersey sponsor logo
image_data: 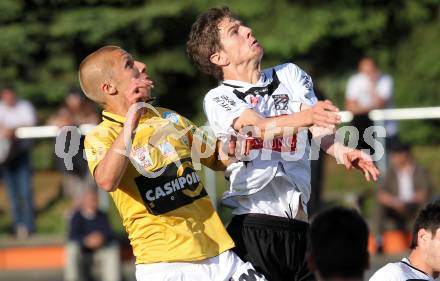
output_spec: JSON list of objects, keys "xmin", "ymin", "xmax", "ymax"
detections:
[
  {"xmin": 272, "ymin": 94, "xmax": 289, "ymax": 110},
  {"xmin": 131, "ymin": 145, "xmax": 153, "ymax": 169},
  {"xmin": 247, "ymin": 135, "xmax": 297, "ymax": 152},
  {"xmin": 213, "ymin": 95, "xmax": 236, "ymax": 111},
  {"xmin": 162, "ymin": 111, "xmax": 179, "ymax": 124},
  {"xmin": 134, "ymin": 158, "xmax": 207, "ymax": 215}
]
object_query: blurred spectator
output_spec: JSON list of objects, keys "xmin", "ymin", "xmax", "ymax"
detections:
[
  {"xmin": 370, "ymin": 201, "xmax": 440, "ymax": 281},
  {"xmin": 308, "ymin": 207, "xmax": 369, "ymax": 281},
  {"xmin": 345, "ymin": 57, "xmax": 398, "ymax": 151},
  {"xmin": 0, "ymin": 87, "xmax": 37, "ymax": 238},
  {"xmin": 375, "ymin": 142, "xmax": 433, "ymax": 237},
  {"xmin": 48, "ymin": 89, "xmax": 99, "ymax": 202},
  {"xmin": 64, "ymin": 188, "xmax": 121, "ymax": 281}
]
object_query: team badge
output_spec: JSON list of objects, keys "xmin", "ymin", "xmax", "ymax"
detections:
[
  {"xmin": 273, "ymin": 94, "xmax": 289, "ymax": 110},
  {"xmin": 163, "ymin": 112, "xmax": 179, "ymax": 124}
]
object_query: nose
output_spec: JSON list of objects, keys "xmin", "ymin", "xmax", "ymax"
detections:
[
  {"xmin": 242, "ymin": 25, "xmax": 252, "ymax": 38},
  {"xmin": 134, "ymin": 60, "xmax": 147, "ymax": 74}
]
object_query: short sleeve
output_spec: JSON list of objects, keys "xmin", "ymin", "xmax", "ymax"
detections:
[
  {"xmin": 376, "ymin": 75, "xmax": 393, "ymax": 100},
  {"xmin": 279, "ymin": 63, "xmax": 317, "ymax": 106},
  {"xmin": 84, "ymin": 125, "xmax": 116, "ymax": 177},
  {"xmin": 368, "ymin": 264, "xmax": 403, "ymax": 281},
  {"xmin": 345, "ymin": 75, "xmax": 360, "ymax": 101},
  {"xmin": 203, "ymin": 88, "xmax": 251, "ymax": 138}
]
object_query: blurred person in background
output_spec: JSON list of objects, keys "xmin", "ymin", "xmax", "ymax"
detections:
[
  {"xmin": 0, "ymin": 86, "xmax": 37, "ymax": 238},
  {"xmin": 64, "ymin": 187, "xmax": 121, "ymax": 281},
  {"xmin": 375, "ymin": 141, "xmax": 433, "ymax": 248},
  {"xmin": 48, "ymin": 89, "xmax": 99, "ymax": 203},
  {"xmin": 307, "ymin": 207, "xmax": 370, "ymax": 281},
  {"xmin": 345, "ymin": 57, "xmax": 397, "ymax": 151},
  {"xmin": 370, "ymin": 201, "xmax": 440, "ymax": 281}
]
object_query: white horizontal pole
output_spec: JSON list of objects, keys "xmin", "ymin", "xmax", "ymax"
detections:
[
  {"xmin": 369, "ymin": 106, "xmax": 440, "ymax": 121},
  {"xmin": 11, "ymin": 106, "xmax": 440, "ymax": 139}
]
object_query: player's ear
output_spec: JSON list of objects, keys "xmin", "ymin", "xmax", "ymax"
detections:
[
  {"xmin": 210, "ymin": 50, "xmax": 229, "ymax": 67},
  {"xmin": 101, "ymin": 81, "xmax": 117, "ymax": 95}
]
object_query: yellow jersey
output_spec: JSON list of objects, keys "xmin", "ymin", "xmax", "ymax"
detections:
[{"xmin": 84, "ymin": 107, "xmax": 234, "ymax": 264}]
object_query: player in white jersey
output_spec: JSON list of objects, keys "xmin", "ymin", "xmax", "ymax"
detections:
[
  {"xmin": 370, "ymin": 201, "xmax": 440, "ymax": 281},
  {"xmin": 187, "ymin": 7, "xmax": 379, "ymax": 281}
]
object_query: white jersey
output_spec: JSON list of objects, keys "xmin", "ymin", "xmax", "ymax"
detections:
[
  {"xmin": 203, "ymin": 63, "xmax": 317, "ymax": 218},
  {"xmin": 345, "ymin": 72, "xmax": 397, "ymax": 136},
  {"xmin": 369, "ymin": 258, "xmax": 436, "ymax": 281}
]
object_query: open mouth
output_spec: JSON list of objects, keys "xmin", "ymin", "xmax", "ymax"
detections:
[{"xmin": 251, "ymin": 39, "xmax": 258, "ymax": 47}]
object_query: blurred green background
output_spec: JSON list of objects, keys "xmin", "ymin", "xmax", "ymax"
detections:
[{"xmin": 0, "ymin": 0, "xmax": 439, "ymax": 235}]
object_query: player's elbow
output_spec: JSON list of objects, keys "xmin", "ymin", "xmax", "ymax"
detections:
[{"xmin": 94, "ymin": 171, "xmax": 117, "ymax": 192}]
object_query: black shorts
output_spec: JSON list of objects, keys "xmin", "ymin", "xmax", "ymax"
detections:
[{"xmin": 227, "ymin": 213, "xmax": 315, "ymax": 281}]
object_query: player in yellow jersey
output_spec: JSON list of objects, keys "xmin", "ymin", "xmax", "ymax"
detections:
[{"xmin": 78, "ymin": 46, "xmax": 267, "ymax": 281}]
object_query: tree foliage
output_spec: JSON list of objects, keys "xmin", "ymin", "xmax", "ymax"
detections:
[{"xmin": 0, "ymin": 0, "xmax": 439, "ymax": 143}]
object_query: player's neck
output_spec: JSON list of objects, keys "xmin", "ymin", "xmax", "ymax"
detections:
[
  {"xmin": 223, "ymin": 60, "xmax": 261, "ymax": 84},
  {"xmin": 409, "ymin": 249, "xmax": 435, "ymax": 277}
]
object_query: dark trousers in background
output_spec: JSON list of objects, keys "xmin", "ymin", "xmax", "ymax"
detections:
[{"xmin": 2, "ymin": 152, "xmax": 34, "ymax": 233}]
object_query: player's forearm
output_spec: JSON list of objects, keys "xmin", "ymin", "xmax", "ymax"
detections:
[{"xmin": 94, "ymin": 125, "xmax": 135, "ymax": 192}]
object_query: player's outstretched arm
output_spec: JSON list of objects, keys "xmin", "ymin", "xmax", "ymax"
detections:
[
  {"xmin": 311, "ymin": 126, "xmax": 380, "ymax": 182},
  {"xmin": 233, "ymin": 100, "xmax": 341, "ymax": 137}
]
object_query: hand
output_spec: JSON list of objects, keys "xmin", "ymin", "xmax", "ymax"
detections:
[
  {"xmin": 222, "ymin": 135, "xmax": 251, "ymax": 159},
  {"xmin": 343, "ymin": 149, "xmax": 380, "ymax": 182},
  {"xmin": 83, "ymin": 232, "xmax": 104, "ymax": 250},
  {"xmin": 124, "ymin": 77, "xmax": 154, "ymax": 106},
  {"xmin": 124, "ymin": 77, "xmax": 154, "ymax": 127},
  {"xmin": 307, "ymin": 100, "xmax": 341, "ymax": 129}
]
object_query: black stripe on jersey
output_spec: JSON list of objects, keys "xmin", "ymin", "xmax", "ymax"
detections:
[
  {"xmin": 222, "ymin": 82, "xmax": 243, "ymax": 89},
  {"xmin": 399, "ymin": 261, "xmax": 431, "ymax": 280},
  {"xmin": 134, "ymin": 158, "xmax": 207, "ymax": 215},
  {"xmin": 225, "ymin": 69, "xmax": 280, "ymax": 102},
  {"xmin": 102, "ymin": 114, "xmax": 124, "ymax": 126}
]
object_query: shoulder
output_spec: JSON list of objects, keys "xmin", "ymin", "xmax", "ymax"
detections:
[
  {"xmin": 17, "ymin": 99, "xmax": 35, "ymax": 110},
  {"xmin": 155, "ymin": 107, "xmax": 194, "ymax": 128},
  {"xmin": 348, "ymin": 73, "xmax": 364, "ymax": 84},
  {"xmin": 370, "ymin": 262, "xmax": 407, "ymax": 281},
  {"xmin": 70, "ymin": 209, "xmax": 83, "ymax": 221},
  {"xmin": 265, "ymin": 63, "xmax": 303, "ymax": 77},
  {"xmin": 205, "ymin": 84, "xmax": 232, "ymax": 99}
]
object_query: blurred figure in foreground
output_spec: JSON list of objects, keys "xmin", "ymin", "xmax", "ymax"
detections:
[
  {"xmin": 64, "ymin": 188, "xmax": 121, "ymax": 281},
  {"xmin": 345, "ymin": 57, "xmax": 397, "ymax": 151},
  {"xmin": 375, "ymin": 142, "xmax": 432, "ymax": 239},
  {"xmin": 0, "ymin": 87, "xmax": 37, "ymax": 238},
  {"xmin": 308, "ymin": 207, "xmax": 370, "ymax": 281},
  {"xmin": 48, "ymin": 89, "xmax": 99, "ymax": 202},
  {"xmin": 370, "ymin": 201, "xmax": 440, "ymax": 281}
]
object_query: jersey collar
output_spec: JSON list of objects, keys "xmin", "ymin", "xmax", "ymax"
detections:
[
  {"xmin": 222, "ymin": 71, "xmax": 267, "ymax": 90},
  {"xmin": 102, "ymin": 110, "xmax": 125, "ymax": 126}
]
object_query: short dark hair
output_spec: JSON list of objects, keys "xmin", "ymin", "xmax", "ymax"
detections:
[
  {"xmin": 309, "ymin": 207, "xmax": 369, "ymax": 279},
  {"xmin": 410, "ymin": 200, "xmax": 440, "ymax": 249},
  {"xmin": 186, "ymin": 6, "xmax": 236, "ymax": 81}
]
